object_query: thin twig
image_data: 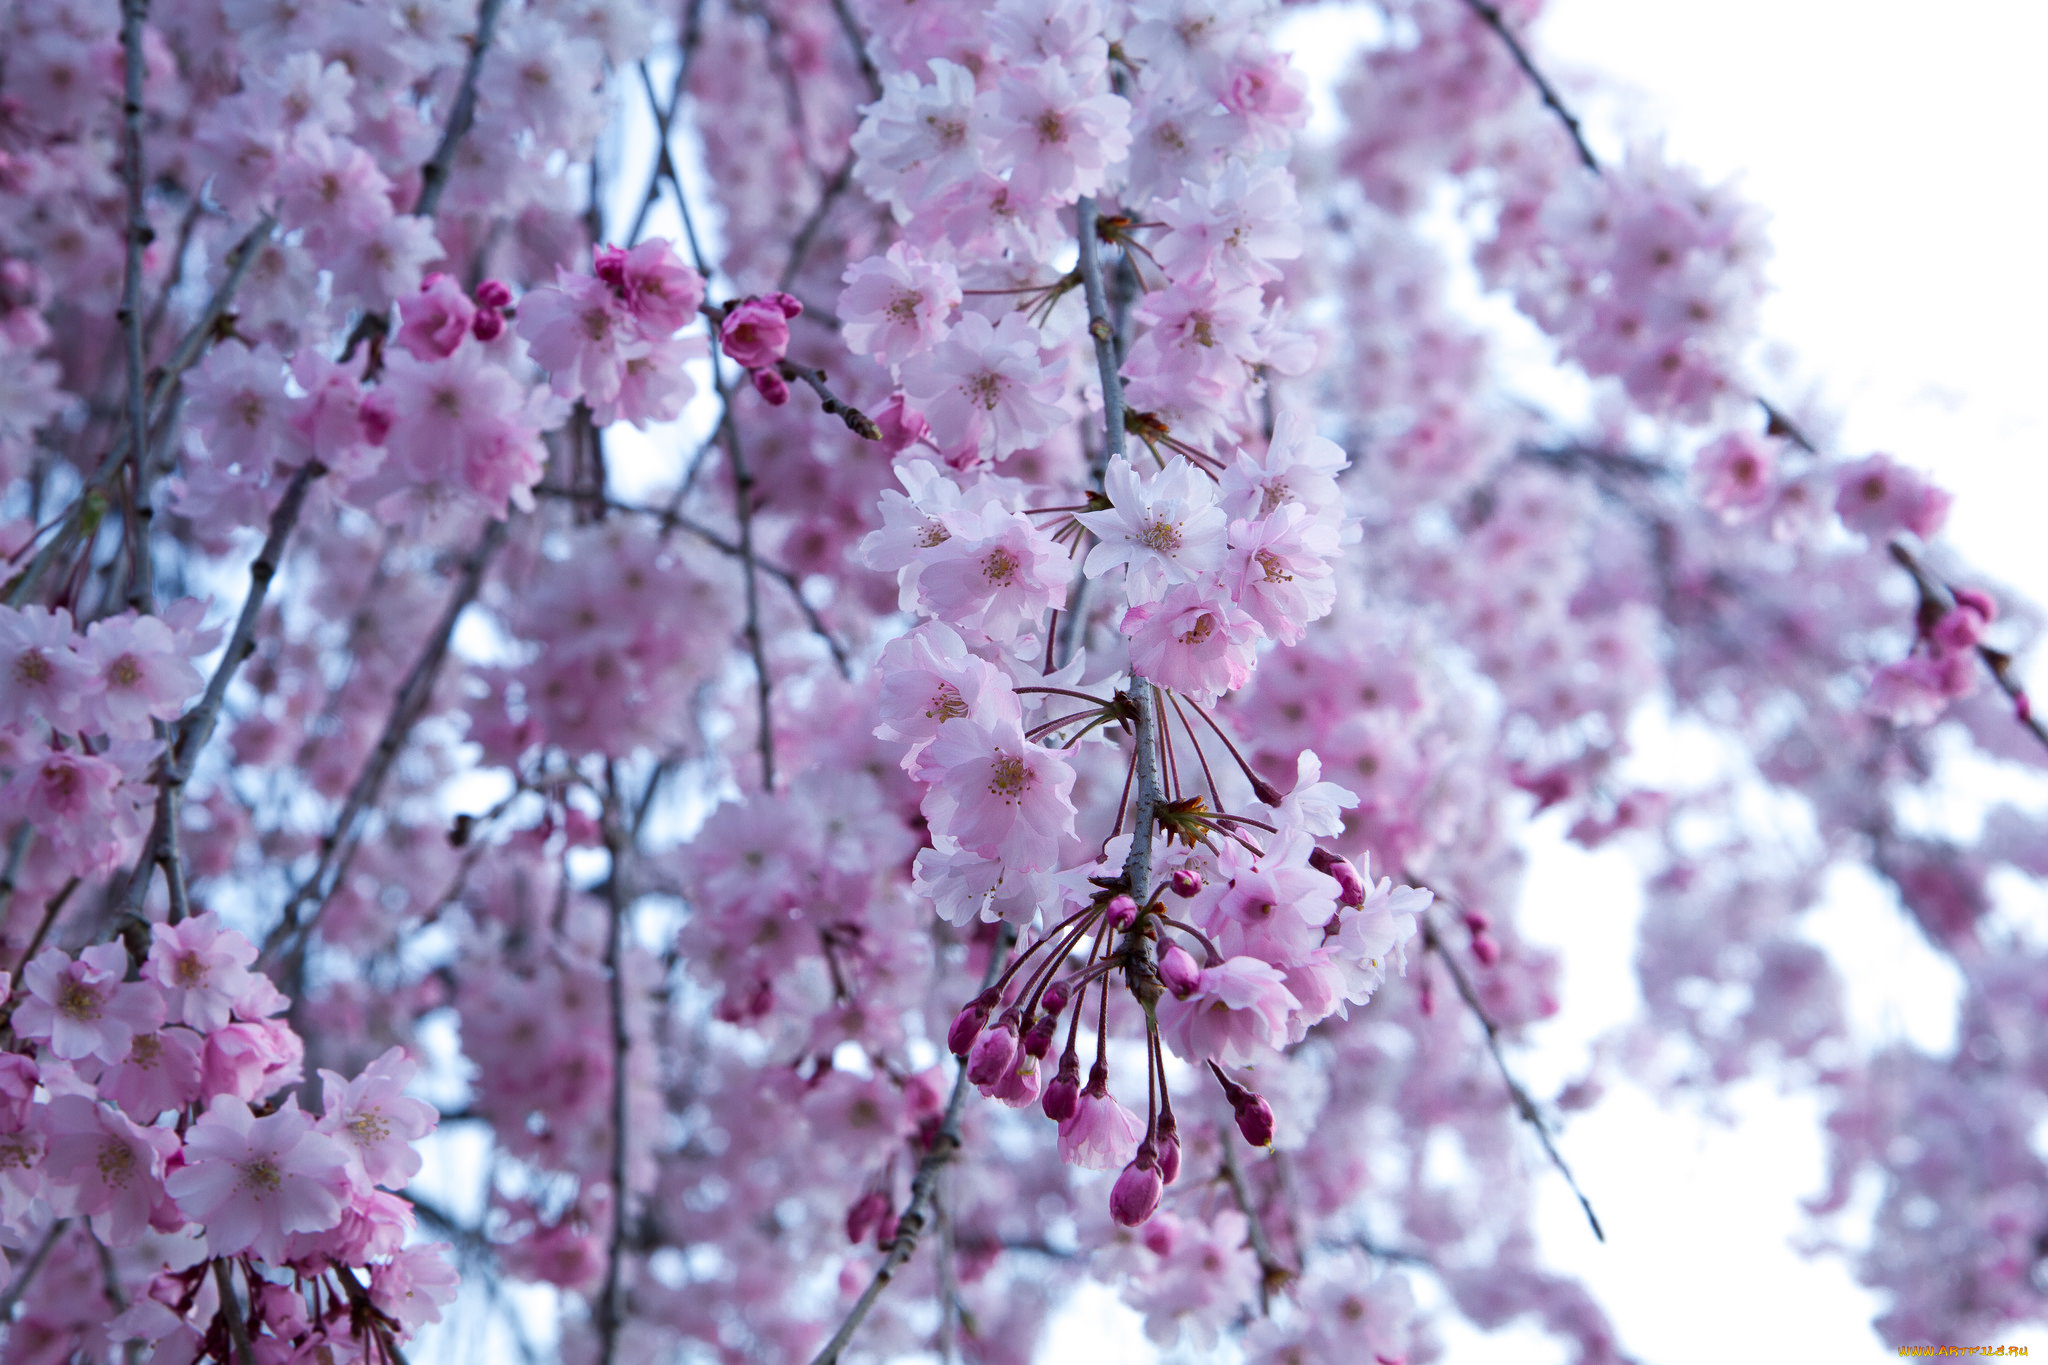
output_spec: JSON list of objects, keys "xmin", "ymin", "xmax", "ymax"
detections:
[
  {"xmin": 1458, "ymin": 0, "xmax": 1598, "ymax": 172},
  {"xmin": 261, "ymin": 518, "xmax": 508, "ymax": 966},
  {"xmin": 805, "ymin": 926, "xmax": 1017, "ymax": 1365},
  {"xmin": 1421, "ymin": 912, "xmax": 1605, "ymax": 1241},
  {"xmin": 596, "ymin": 773, "xmax": 635, "ymax": 1365},
  {"xmin": 119, "ymin": 460, "xmax": 324, "ymax": 917},
  {"xmin": 0, "ymin": 1220, "xmax": 65, "ymax": 1320},
  {"xmin": 1888, "ymin": 541, "xmax": 2048, "ymax": 756},
  {"xmin": 776, "ymin": 359, "xmax": 881, "ymax": 440},
  {"xmin": 1217, "ymin": 1132, "xmax": 1292, "ymax": 1312},
  {"xmin": 3, "ymin": 215, "xmax": 275, "ymax": 610},
  {"xmin": 415, "ymin": 0, "xmax": 510, "ymax": 219},
  {"xmin": 116, "ymin": 0, "xmax": 153, "ymax": 614},
  {"xmin": 777, "ymin": 150, "xmax": 858, "ymax": 294},
  {"xmin": 211, "ymin": 1260, "xmax": 261, "ymax": 1365}
]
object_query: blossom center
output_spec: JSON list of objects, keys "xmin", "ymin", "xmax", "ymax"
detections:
[
  {"xmin": 349, "ymin": 1110, "xmax": 392, "ymax": 1145},
  {"xmin": 988, "ymin": 753, "xmax": 1031, "ymax": 800},
  {"xmin": 174, "ymin": 955, "xmax": 211, "ymax": 989},
  {"xmin": 58, "ymin": 980, "xmax": 105, "ymax": 1021},
  {"xmin": 1258, "ymin": 480, "xmax": 1290, "ymax": 515},
  {"xmin": 965, "ymin": 371, "xmax": 1005, "ymax": 411},
  {"xmin": 108, "ymin": 654, "xmax": 143, "ymax": 688},
  {"xmin": 1035, "ymin": 110, "xmax": 1067, "ymax": 145},
  {"xmin": 925, "ymin": 683, "xmax": 967, "ymax": 722},
  {"xmin": 1178, "ymin": 613, "xmax": 1217, "ymax": 646},
  {"xmin": 981, "ymin": 548, "xmax": 1018, "ymax": 585},
  {"xmin": 98, "ymin": 1140, "xmax": 136, "ymax": 1188},
  {"xmin": 1256, "ymin": 549, "xmax": 1291, "ymax": 584},
  {"xmin": 916, "ymin": 519, "xmax": 950, "ymax": 549},
  {"xmin": 1136, "ymin": 518, "xmax": 1182, "ymax": 555},
  {"xmin": 13, "ymin": 651, "xmax": 50, "ymax": 687},
  {"xmin": 887, "ymin": 289, "xmax": 923, "ymax": 323},
  {"xmin": 241, "ymin": 1157, "xmax": 284, "ymax": 1193}
]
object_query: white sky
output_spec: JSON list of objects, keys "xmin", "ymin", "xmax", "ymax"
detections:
[{"xmin": 1037, "ymin": 2, "xmax": 2048, "ymax": 1361}]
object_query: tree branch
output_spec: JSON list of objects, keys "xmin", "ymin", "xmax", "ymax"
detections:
[
  {"xmin": 1888, "ymin": 541, "xmax": 2048, "ymax": 756},
  {"xmin": 1421, "ymin": 912, "xmax": 1605, "ymax": 1242},
  {"xmin": 1457, "ymin": 0, "xmax": 1599, "ymax": 172},
  {"xmin": 1218, "ymin": 1133, "xmax": 1293, "ymax": 1312},
  {"xmin": 261, "ymin": 517, "xmax": 508, "ymax": 966},
  {"xmin": 415, "ymin": 0, "xmax": 509, "ymax": 219},
  {"xmin": 596, "ymin": 773, "xmax": 636, "ymax": 1365},
  {"xmin": 805, "ymin": 926, "xmax": 1017, "ymax": 1365}
]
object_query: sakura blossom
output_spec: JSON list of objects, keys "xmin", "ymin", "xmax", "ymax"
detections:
[{"xmin": 0, "ymin": 0, "xmax": 2034, "ymax": 1359}]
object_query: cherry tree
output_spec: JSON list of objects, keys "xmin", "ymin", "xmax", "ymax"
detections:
[{"xmin": 0, "ymin": 0, "xmax": 2039, "ymax": 1360}]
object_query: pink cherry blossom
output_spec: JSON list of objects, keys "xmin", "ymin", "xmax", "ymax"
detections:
[
  {"xmin": 1121, "ymin": 584, "xmax": 1263, "ymax": 704},
  {"xmin": 166, "ymin": 1094, "xmax": 354, "ymax": 1263},
  {"xmin": 13, "ymin": 945, "xmax": 165, "ymax": 1065}
]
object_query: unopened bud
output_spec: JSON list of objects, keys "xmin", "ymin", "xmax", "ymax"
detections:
[
  {"xmin": 965, "ymin": 1017, "xmax": 1019, "ymax": 1088},
  {"xmin": 1462, "ymin": 910, "xmax": 1491, "ymax": 934},
  {"xmin": 1311, "ymin": 848, "xmax": 1365, "ymax": 907},
  {"xmin": 765, "ymin": 290, "xmax": 804, "ymax": 319},
  {"xmin": 473, "ymin": 279, "xmax": 513, "ymax": 309},
  {"xmin": 947, "ymin": 1001, "xmax": 990, "ymax": 1057},
  {"xmin": 751, "ymin": 366, "xmax": 790, "ymax": 405},
  {"xmin": 1232, "ymin": 1092, "xmax": 1275, "ymax": 1148},
  {"xmin": 874, "ymin": 1211, "xmax": 899, "ymax": 1250},
  {"xmin": 1105, "ymin": 894, "xmax": 1138, "ymax": 930},
  {"xmin": 470, "ymin": 308, "xmax": 505, "ymax": 342},
  {"xmin": 1156, "ymin": 1112, "xmax": 1182, "ymax": 1185},
  {"xmin": 1169, "ymin": 868, "xmax": 1203, "ymax": 898},
  {"xmin": 1158, "ymin": 943, "xmax": 1202, "ymax": 999},
  {"xmin": 1040, "ymin": 981, "xmax": 1071, "ymax": 1016},
  {"xmin": 1472, "ymin": 935, "xmax": 1500, "ymax": 967},
  {"xmin": 846, "ymin": 1189, "xmax": 889, "ymax": 1245},
  {"xmin": 1110, "ymin": 1147, "xmax": 1163, "ymax": 1227},
  {"xmin": 1022, "ymin": 1012, "xmax": 1059, "ymax": 1059},
  {"xmin": 1041, "ymin": 1058, "xmax": 1081, "ymax": 1123}
]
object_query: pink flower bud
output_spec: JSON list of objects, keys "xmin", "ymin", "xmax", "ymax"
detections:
[
  {"xmin": 751, "ymin": 366, "xmax": 790, "ymax": 405},
  {"xmin": 1105, "ymin": 894, "xmax": 1138, "ymax": 931},
  {"xmin": 1039, "ymin": 981, "xmax": 1070, "ymax": 1016},
  {"xmin": 473, "ymin": 279, "xmax": 513, "ymax": 309},
  {"xmin": 1041, "ymin": 1058, "xmax": 1081, "ymax": 1123},
  {"xmin": 470, "ymin": 308, "xmax": 505, "ymax": 342},
  {"xmin": 764, "ymin": 290, "xmax": 804, "ymax": 319},
  {"xmin": 1311, "ymin": 849, "xmax": 1365, "ymax": 907},
  {"xmin": 965, "ymin": 1016, "xmax": 1019, "ymax": 1088},
  {"xmin": 947, "ymin": 1001, "xmax": 990, "ymax": 1057},
  {"xmin": 1461, "ymin": 910, "xmax": 1491, "ymax": 934},
  {"xmin": 874, "ymin": 1211, "xmax": 899, "ymax": 1250},
  {"xmin": 1021, "ymin": 1012, "xmax": 1058, "ymax": 1059},
  {"xmin": 874, "ymin": 393, "xmax": 931, "ymax": 455},
  {"xmin": 1158, "ymin": 943, "xmax": 1202, "ymax": 998},
  {"xmin": 845, "ymin": 1189, "xmax": 888, "ymax": 1245},
  {"xmin": 1110, "ymin": 1149, "xmax": 1163, "ymax": 1227},
  {"xmin": 1156, "ymin": 1113, "xmax": 1181, "ymax": 1185},
  {"xmin": 1169, "ymin": 868, "xmax": 1202, "ymax": 898},
  {"xmin": 719, "ymin": 298, "xmax": 791, "ymax": 369},
  {"xmin": 1472, "ymin": 935, "xmax": 1500, "ymax": 967},
  {"xmin": 1232, "ymin": 1092, "xmax": 1275, "ymax": 1148}
]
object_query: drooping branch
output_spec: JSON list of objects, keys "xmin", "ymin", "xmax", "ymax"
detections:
[
  {"xmin": 776, "ymin": 358, "xmax": 882, "ymax": 441},
  {"xmin": 1889, "ymin": 541, "xmax": 2048, "ymax": 755},
  {"xmin": 3, "ymin": 214, "xmax": 276, "ymax": 611},
  {"xmin": 596, "ymin": 772, "xmax": 636, "ymax": 1365},
  {"xmin": 804, "ymin": 926, "xmax": 1017, "ymax": 1365},
  {"xmin": 1218, "ymin": 1132, "xmax": 1294, "ymax": 1312},
  {"xmin": 116, "ymin": 0, "xmax": 154, "ymax": 615},
  {"xmin": 1457, "ymin": 0, "xmax": 1599, "ymax": 172},
  {"xmin": 262, "ymin": 516, "xmax": 509, "ymax": 966},
  {"xmin": 119, "ymin": 458, "xmax": 325, "ymax": 918},
  {"xmin": 415, "ymin": 0, "xmax": 509, "ymax": 220},
  {"xmin": 1421, "ymin": 911, "xmax": 1606, "ymax": 1242},
  {"xmin": 530, "ymin": 485, "xmax": 853, "ymax": 677}
]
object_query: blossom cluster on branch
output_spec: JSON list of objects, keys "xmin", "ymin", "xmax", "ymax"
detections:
[{"xmin": 0, "ymin": 0, "xmax": 2040, "ymax": 1360}]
